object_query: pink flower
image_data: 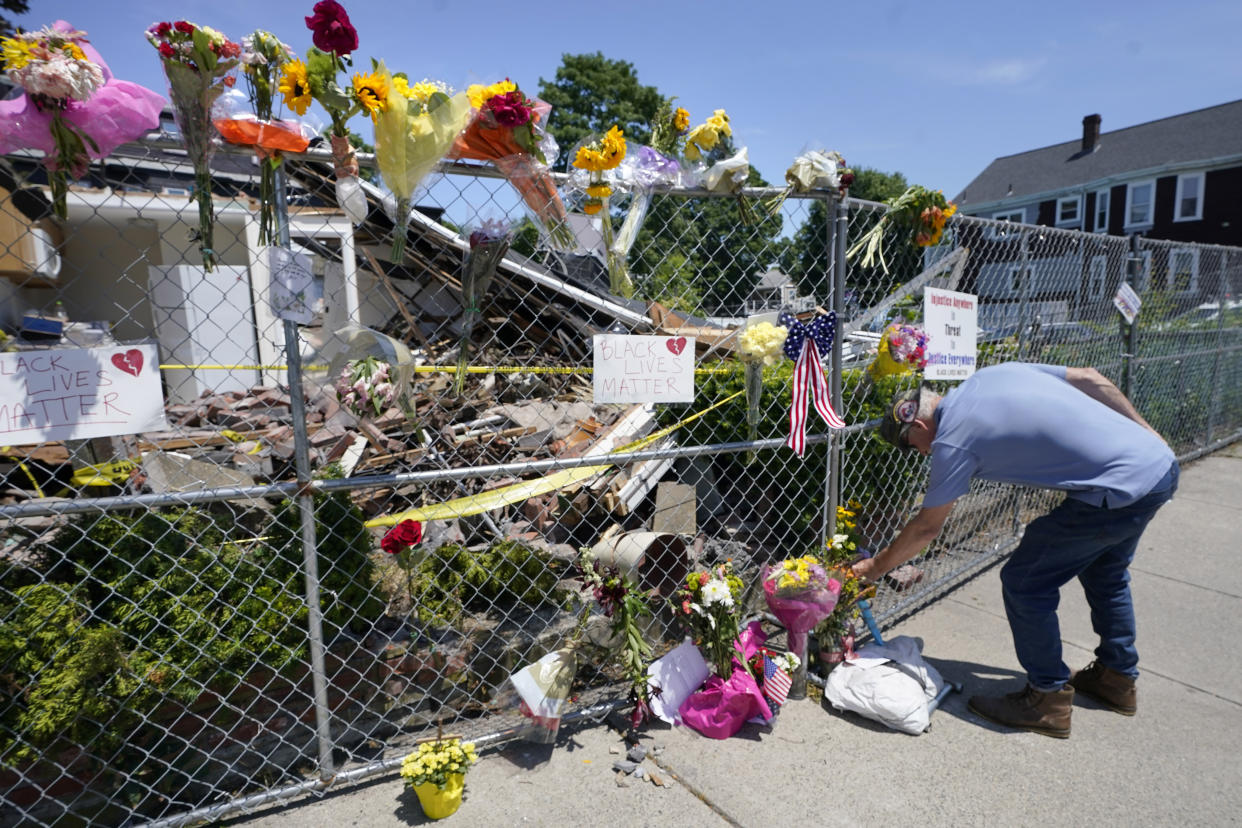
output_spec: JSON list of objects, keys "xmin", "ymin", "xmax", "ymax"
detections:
[
  {"xmin": 486, "ymin": 90, "xmax": 532, "ymax": 127},
  {"xmin": 305, "ymin": 0, "xmax": 358, "ymax": 56}
]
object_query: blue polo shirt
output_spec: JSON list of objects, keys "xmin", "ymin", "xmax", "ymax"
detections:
[{"xmin": 923, "ymin": 363, "xmax": 1174, "ymax": 509}]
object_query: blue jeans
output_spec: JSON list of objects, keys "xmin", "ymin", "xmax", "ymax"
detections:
[{"xmin": 1000, "ymin": 462, "xmax": 1179, "ymax": 690}]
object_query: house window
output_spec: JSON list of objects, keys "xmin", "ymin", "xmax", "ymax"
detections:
[
  {"xmin": 1175, "ymin": 173, "xmax": 1204, "ymax": 222},
  {"xmin": 1129, "ymin": 250, "xmax": 1152, "ymax": 294},
  {"xmin": 1057, "ymin": 196, "xmax": 1081, "ymax": 226},
  {"xmin": 1009, "ymin": 266, "xmax": 1032, "ymax": 295},
  {"xmin": 1169, "ymin": 247, "xmax": 1199, "ymax": 294},
  {"xmin": 1088, "ymin": 255, "xmax": 1107, "ymax": 300},
  {"xmin": 1094, "ymin": 189, "xmax": 1110, "ymax": 232},
  {"xmin": 1125, "ymin": 180, "xmax": 1154, "ymax": 227},
  {"xmin": 989, "ymin": 210, "xmax": 1024, "ymax": 240}
]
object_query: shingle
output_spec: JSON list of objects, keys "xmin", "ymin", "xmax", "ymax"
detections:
[{"xmin": 956, "ymin": 100, "xmax": 1242, "ymax": 205}]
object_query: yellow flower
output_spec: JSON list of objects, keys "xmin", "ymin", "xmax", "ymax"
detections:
[
  {"xmin": 707, "ymin": 109, "xmax": 731, "ymax": 137},
  {"xmin": 279, "ymin": 60, "xmax": 312, "ymax": 116},
  {"xmin": 583, "ymin": 201, "xmax": 603, "ymax": 215},
  {"xmin": 1, "ymin": 36, "xmax": 32, "ymax": 70},
  {"xmin": 673, "ymin": 107, "xmax": 690, "ymax": 133},
  {"xmin": 686, "ymin": 123, "xmax": 719, "ymax": 153},
  {"xmin": 573, "ymin": 146, "xmax": 605, "ymax": 171},
  {"xmin": 600, "ymin": 125, "xmax": 626, "ymax": 167},
  {"xmin": 586, "ymin": 183, "xmax": 612, "ymax": 199},
  {"xmin": 353, "ymin": 71, "xmax": 389, "ymax": 121},
  {"xmin": 467, "ymin": 79, "xmax": 516, "ymax": 109}
]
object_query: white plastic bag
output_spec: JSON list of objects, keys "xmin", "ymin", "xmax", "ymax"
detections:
[{"xmin": 823, "ymin": 635, "xmax": 944, "ymax": 734}]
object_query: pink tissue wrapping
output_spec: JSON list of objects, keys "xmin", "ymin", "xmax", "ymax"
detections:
[
  {"xmin": 678, "ymin": 663, "xmax": 772, "ymax": 740},
  {"xmin": 762, "ymin": 571, "xmax": 841, "ymax": 660},
  {"xmin": 678, "ymin": 621, "xmax": 773, "ymax": 740},
  {"xmin": 0, "ymin": 21, "xmax": 165, "ymax": 158}
]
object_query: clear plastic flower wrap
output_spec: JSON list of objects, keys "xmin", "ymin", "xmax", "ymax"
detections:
[
  {"xmin": 319, "ymin": 324, "xmax": 418, "ymax": 423},
  {"xmin": 454, "ymin": 217, "xmax": 513, "ymax": 395}
]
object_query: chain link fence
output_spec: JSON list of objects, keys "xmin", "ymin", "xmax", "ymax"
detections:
[{"xmin": 2, "ymin": 138, "xmax": 1240, "ymax": 826}]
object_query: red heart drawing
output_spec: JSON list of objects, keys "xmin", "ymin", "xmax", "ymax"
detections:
[
  {"xmin": 111, "ymin": 349, "xmax": 143, "ymax": 377},
  {"xmin": 666, "ymin": 336, "xmax": 687, "ymax": 356}
]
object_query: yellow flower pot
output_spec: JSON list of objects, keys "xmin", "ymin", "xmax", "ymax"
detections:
[{"xmin": 414, "ymin": 774, "xmax": 464, "ymax": 820}]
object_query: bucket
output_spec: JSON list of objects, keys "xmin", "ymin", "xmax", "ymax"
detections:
[{"xmin": 590, "ymin": 532, "xmax": 689, "ymax": 596}]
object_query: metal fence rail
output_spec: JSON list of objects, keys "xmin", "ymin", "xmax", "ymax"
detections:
[{"xmin": 1, "ymin": 138, "xmax": 1240, "ymax": 826}]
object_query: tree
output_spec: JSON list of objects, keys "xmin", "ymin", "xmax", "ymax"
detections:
[
  {"xmin": 0, "ymin": 0, "xmax": 28, "ymax": 38},
  {"xmin": 537, "ymin": 53, "xmax": 663, "ymax": 171},
  {"xmin": 785, "ymin": 167, "xmax": 916, "ymax": 311}
]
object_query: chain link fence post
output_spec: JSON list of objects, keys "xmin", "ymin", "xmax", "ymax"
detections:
[
  {"xmin": 1122, "ymin": 233, "xmax": 1143, "ymax": 397},
  {"xmin": 273, "ymin": 164, "xmax": 336, "ymax": 781}
]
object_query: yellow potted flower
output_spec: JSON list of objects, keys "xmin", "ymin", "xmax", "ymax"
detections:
[{"xmin": 399, "ymin": 737, "xmax": 479, "ymax": 820}]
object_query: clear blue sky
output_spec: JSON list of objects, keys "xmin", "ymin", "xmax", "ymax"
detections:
[{"xmin": 17, "ymin": 0, "xmax": 1242, "ymax": 199}]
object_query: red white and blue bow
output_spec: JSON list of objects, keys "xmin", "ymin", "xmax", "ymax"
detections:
[{"xmin": 779, "ymin": 311, "xmax": 846, "ymax": 456}]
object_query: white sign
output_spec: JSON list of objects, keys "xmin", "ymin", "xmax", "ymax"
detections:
[
  {"xmin": 1113, "ymin": 282, "xmax": 1141, "ymax": 324},
  {"xmin": 0, "ymin": 345, "xmax": 168, "ymax": 443},
  {"xmin": 593, "ymin": 335, "xmax": 695, "ymax": 403},
  {"xmin": 923, "ymin": 287, "xmax": 978, "ymax": 381},
  {"xmin": 269, "ymin": 246, "xmax": 316, "ymax": 324}
]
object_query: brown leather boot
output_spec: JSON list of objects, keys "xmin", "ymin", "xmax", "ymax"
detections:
[
  {"xmin": 1070, "ymin": 661, "xmax": 1137, "ymax": 716},
  {"xmin": 968, "ymin": 684, "xmax": 1073, "ymax": 738}
]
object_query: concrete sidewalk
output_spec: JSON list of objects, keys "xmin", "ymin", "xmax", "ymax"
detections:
[{"xmin": 230, "ymin": 444, "xmax": 1242, "ymax": 827}]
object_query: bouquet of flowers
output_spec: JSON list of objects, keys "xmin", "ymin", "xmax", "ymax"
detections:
[
  {"xmin": 569, "ymin": 126, "xmax": 629, "ymax": 296},
  {"xmin": 847, "ymin": 184, "xmax": 958, "ymax": 274},
  {"xmin": 736, "ymin": 319, "xmax": 788, "ymax": 460},
  {"xmin": 0, "ymin": 23, "xmax": 162, "ymax": 220},
  {"xmin": 815, "ymin": 505, "xmax": 875, "ymax": 666},
  {"xmin": 671, "ymin": 562, "xmax": 745, "ymax": 678},
  {"xmin": 216, "ymin": 30, "xmax": 307, "ymax": 246},
  {"xmin": 373, "ymin": 66, "xmax": 471, "ymax": 262},
  {"xmin": 455, "ymin": 218, "xmax": 513, "ymax": 396},
  {"xmin": 281, "ymin": 1, "xmax": 370, "ymax": 223},
  {"xmin": 869, "ymin": 322, "xmax": 930, "ymax": 380},
  {"xmin": 334, "ymin": 355, "xmax": 396, "ymax": 419},
  {"xmin": 678, "ymin": 618, "xmax": 773, "ymax": 739},
  {"xmin": 578, "ymin": 547, "xmax": 655, "ymax": 730},
  {"xmin": 600, "ymin": 97, "xmax": 693, "ymax": 281},
  {"xmin": 449, "ymin": 80, "xmax": 573, "ymax": 251},
  {"xmin": 147, "ymin": 20, "xmax": 242, "ymax": 271},
  {"xmin": 400, "ymin": 736, "xmax": 478, "ymax": 819},
  {"xmin": 762, "ymin": 149, "xmax": 855, "ymax": 218},
  {"xmin": 762, "ymin": 556, "xmax": 841, "ymax": 665}
]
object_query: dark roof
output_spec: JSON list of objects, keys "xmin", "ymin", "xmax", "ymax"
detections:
[{"xmin": 956, "ymin": 99, "xmax": 1242, "ymax": 206}]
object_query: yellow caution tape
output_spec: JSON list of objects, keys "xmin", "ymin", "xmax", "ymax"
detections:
[
  {"xmin": 158, "ymin": 363, "xmax": 736, "ymax": 376},
  {"xmin": 365, "ymin": 390, "xmax": 743, "ymax": 528},
  {"xmin": 1, "ymin": 446, "xmax": 47, "ymax": 499},
  {"xmin": 69, "ymin": 458, "xmax": 137, "ymax": 489}
]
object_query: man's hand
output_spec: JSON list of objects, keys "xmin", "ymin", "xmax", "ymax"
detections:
[{"xmin": 852, "ymin": 556, "xmax": 881, "ymax": 584}]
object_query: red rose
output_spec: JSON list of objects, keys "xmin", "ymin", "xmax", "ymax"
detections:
[
  {"xmin": 174, "ymin": 20, "xmax": 194, "ymax": 34},
  {"xmin": 219, "ymin": 40, "xmax": 242, "ymax": 59},
  {"xmin": 158, "ymin": 42, "xmax": 175, "ymax": 58},
  {"xmin": 381, "ymin": 519, "xmax": 423, "ymax": 555},
  {"xmin": 156, "ymin": 21, "xmax": 172, "ymax": 36},
  {"xmin": 486, "ymin": 91, "xmax": 532, "ymax": 128},
  {"xmin": 305, "ymin": 0, "xmax": 358, "ymax": 56}
]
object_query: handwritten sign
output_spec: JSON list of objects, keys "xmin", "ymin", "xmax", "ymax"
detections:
[
  {"xmin": 923, "ymin": 287, "xmax": 978, "ymax": 381},
  {"xmin": 0, "ymin": 345, "xmax": 168, "ymax": 443},
  {"xmin": 269, "ymin": 246, "xmax": 316, "ymax": 324},
  {"xmin": 1113, "ymin": 282, "xmax": 1141, "ymax": 324},
  {"xmin": 593, "ymin": 335, "xmax": 695, "ymax": 403}
]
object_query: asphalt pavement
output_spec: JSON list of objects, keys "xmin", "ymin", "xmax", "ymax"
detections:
[{"xmin": 228, "ymin": 441, "xmax": 1242, "ymax": 827}]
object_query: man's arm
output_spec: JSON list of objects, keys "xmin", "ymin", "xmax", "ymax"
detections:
[
  {"xmin": 852, "ymin": 501, "xmax": 955, "ymax": 583},
  {"xmin": 1063, "ymin": 366, "xmax": 1163, "ymax": 439}
]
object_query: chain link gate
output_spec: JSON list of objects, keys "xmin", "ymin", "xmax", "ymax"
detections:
[{"xmin": 2, "ymin": 138, "xmax": 1241, "ymax": 826}]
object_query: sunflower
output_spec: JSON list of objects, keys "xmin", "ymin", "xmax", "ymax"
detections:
[
  {"xmin": 586, "ymin": 183, "xmax": 612, "ymax": 199},
  {"xmin": 1, "ymin": 36, "xmax": 33, "ymax": 71},
  {"xmin": 352, "ymin": 71, "xmax": 389, "ymax": 120},
  {"xmin": 278, "ymin": 59, "xmax": 312, "ymax": 116}
]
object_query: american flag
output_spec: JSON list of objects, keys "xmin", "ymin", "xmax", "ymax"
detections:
[
  {"xmin": 762, "ymin": 655, "xmax": 793, "ymax": 707},
  {"xmin": 786, "ymin": 338, "xmax": 846, "ymax": 457}
]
